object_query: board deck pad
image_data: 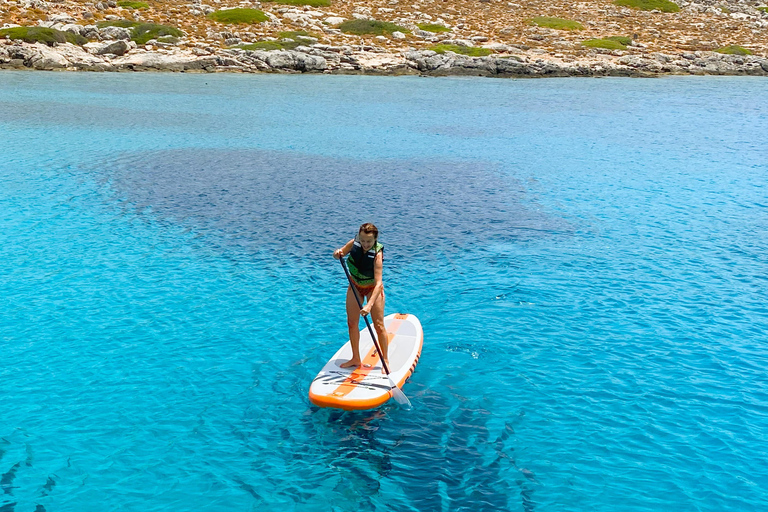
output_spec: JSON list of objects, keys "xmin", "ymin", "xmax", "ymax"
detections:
[{"xmin": 309, "ymin": 313, "xmax": 423, "ymax": 410}]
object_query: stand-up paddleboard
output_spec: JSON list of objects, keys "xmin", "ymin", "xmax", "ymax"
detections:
[{"xmin": 309, "ymin": 313, "xmax": 423, "ymax": 411}]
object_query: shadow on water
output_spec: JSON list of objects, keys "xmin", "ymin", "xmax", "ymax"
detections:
[
  {"xmin": 87, "ymin": 148, "xmax": 569, "ymax": 262},
  {"xmin": 0, "ymin": 438, "xmax": 53, "ymax": 512},
  {"xmin": 379, "ymin": 383, "xmax": 536, "ymax": 512},
  {"xmin": 230, "ymin": 381, "xmax": 536, "ymax": 511}
]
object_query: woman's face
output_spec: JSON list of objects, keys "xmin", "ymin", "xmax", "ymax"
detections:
[{"xmin": 359, "ymin": 231, "xmax": 376, "ymax": 252}]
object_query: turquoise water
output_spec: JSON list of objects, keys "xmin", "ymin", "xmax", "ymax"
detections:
[{"xmin": 1, "ymin": 71, "xmax": 767, "ymax": 512}]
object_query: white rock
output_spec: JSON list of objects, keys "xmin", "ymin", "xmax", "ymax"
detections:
[
  {"xmin": 483, "ymin": 43, "xmax": 509, "ymax": 51},
  {"xmin": 324, "ymin": 16, "xmax": 345, "ymax": 25},
  {"xmin": 391, "ymin": 31, "xmax": 406, "ymax": 40},
  {"xmin": 28, "ymin": 44, "xmax": 69, "ymax": 69},
  {"xmin": 61, "ymin": 23, "xmax": 84, "ymax": 35},
  {"xmin": 48, "ymin": 13, "xmax": 76, "ymax": 23}
]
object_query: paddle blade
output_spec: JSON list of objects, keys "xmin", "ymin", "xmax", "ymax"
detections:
[{"xmin": 389, "ymin": 381, "xmax": 412, "ymax": 410}]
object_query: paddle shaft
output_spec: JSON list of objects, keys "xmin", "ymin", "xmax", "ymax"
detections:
[{"xmin": 340, "ymin": 257, "xmax": 392, "ymax": 376}]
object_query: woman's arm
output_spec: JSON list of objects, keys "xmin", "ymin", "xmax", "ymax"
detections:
[
  {"xmin": 333, "ymin": 239, "xmax": 355, "ymax": 259},
  {"xmin": 360, "ymin": 251, "xmax": 384, "ymax": 315}
]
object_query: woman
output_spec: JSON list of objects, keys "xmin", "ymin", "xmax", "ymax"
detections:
[{"xmin": 333, "ymin": 223, "xmax": 388, "ymax": 371}]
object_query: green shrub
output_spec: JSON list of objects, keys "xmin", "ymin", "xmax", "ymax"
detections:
[
  {"xmin": 207, "ymin": 8, "xmax": 269, "ymax": 24},
  {"xmin": 714, "ymin": 45, "xmax": 752, "ymax": 55},
  {"xmin": 131, "ymin": 23, "xmax": 183, "ymax": 44},
  {"xmin": 96, "ymin": 20, "xmax": 183, "ymax": 44},
  {"xmin": 338, "ymin": 19, "xmax": 410, "ymax": 35},
  {"xmin": 417, "ymin": 23, "xmax": 450, "ymax": 33},
  {"xmin": 530, "ymin": 16, "xmax": 584, "ymax": 30},
  {"xmin": 757, "ymin": 6, "xmax": 768, "ymax": 12},
  {"xmin": 0, "ymin": 26, "xmax": 86, "ymax": 46},
  {"xmin": 261, "ymin": 0, "xmax": 330, "ymax": 5},
  {"xmin": 613, "ymin": 0, "xmax": 680, "ymax": 12},
  {"xmin": 278, "ymin": 30, "xmax": 315, "ymax": 39},
  {"xmin": 430, "ymin": 44, "xmax": 492, "ymax": 56},
  {"xmin": 238, "ymin": 39, "xmax": 304, "ymax": 50},
  {"xmin": 97, "ymin": 20, "xmax": 141, "ymax": 28},
  {"xmin": 583, "ymin": 36, "xmax": 632, "ymax": 49},
  {"xmin": 117, "ymin": 1, "xmax": 149, "ymax": 8}
]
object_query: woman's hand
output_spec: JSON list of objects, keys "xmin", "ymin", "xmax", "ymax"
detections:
[
  {"xmin": 333, "ymin": 248, "xmax": 343, "ymax": 259},
  {"xmin": 360, "ymin": 305, "xmax": 371, "ymax": 317}
]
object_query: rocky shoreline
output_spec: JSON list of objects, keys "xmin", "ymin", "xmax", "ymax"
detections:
[
  {"xmin": 3, "ymin": 0, "xmax": 768, "ymax": 78},
  {"xmin": 3, "ymin": 38, "xmax": 768, "ymax": 76}
]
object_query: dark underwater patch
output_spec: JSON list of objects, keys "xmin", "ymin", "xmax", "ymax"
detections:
[{"xmin": 93, "ymin": 148, "xmax": 568, "ymax": 261}]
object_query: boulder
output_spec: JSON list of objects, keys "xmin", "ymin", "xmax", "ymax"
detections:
[
  {"xmin": 61, "ymin": 23, "xmax": 84, "ymax": 35},
  {"xmin": 96, "ymin": 39, "xmax": 130, "ymax": 56},
  {"xmin": 82, "ymin": 25, "xmax": 100, "ymax": 39},
  {"xmin": 265, "ymin": 50, "xmax": 295, "ymax": 69},
  {"xmin": 294, "ymin": 52, "xmax": 326, "ymax": 71},
  {"xmin": 27, "ymin": 44, "xmax": 69, "ymax": 69},
  {"xmin": 495, "ymin": 57, "xmax": 527, "ymax": 75},
  {"xmin": 48, "ymin": 13, "xmax": 76, "ymax": 24},
  {"xmin": 324, "ymin": 16, "xmax": 345, "ymax": 25},
  {"xmin": 100, "ymin": 26, "xmax": 132, "ymax": 41},
  {"xmin": 113, "ymin": 52, "xmax": 215, "ymax": 71}
]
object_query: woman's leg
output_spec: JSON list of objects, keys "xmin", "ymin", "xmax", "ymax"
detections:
[
  {"xmin": 340, "ymin": 285, "xmax": 362, "ymax": 368},
  {"xmin": 369, "ymin": 289, "xmax": 389, "ymax": 373}
]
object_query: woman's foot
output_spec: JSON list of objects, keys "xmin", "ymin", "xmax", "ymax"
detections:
[
  {"xmin": 381, "ymin": 359, "xmax": 390, "ymax": 375},
  {"xmin": 340, "ymin": 359, "xmax": 361, "ymax": 369}
]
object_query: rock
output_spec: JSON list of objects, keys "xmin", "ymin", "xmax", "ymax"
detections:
[
  {"xmin": 48, "ymin": 13, "xmax": 76, "ymax": 23},
  {"xmin": 61, "ymin": 23, "xmax": 84, "ymax": 36},
  {"xmin": 100, "ymin": 26, "xmax": 132, "ymax": 41},
  {"xmin": 82, "ymin": 25, "xmax": 100, "ymax": 39},
  {"xmin": 496, "ymin": 57, "xmax": 527, "ymax": 75},
  {"xmin": 296, "ymin": 52, "xmax": 326, "ymax": 71},
  {"xmin": 442, "ymin": 38, "xmax": 474, "ymax": 47},
  {"xmin": 262, "ymin": 50, "xmax": 326, "ymax": 71},
  {"xmin": 324, "ymin": 16, "xmax": 345, "ymax": 25},
  {"xmin": 483, "ymin": 43, "xmax": 509, "ymax": 52},
  {"xmin": 96, "ymin": 39, "xmax": 129, "ymax": 56},
  {"xmin": 113, "ymin": 52, "xmax": 216, "ymax": 71},
  {"xmin": 28, "ymin": 44, "xmax": 69, "ymax": 69},
  {"xmin": 351, "ymin": 13, "xmax": 369, "ymax": 19},
  {"xmin": 265, "ymin": 50, "xmax": 295, "ymax": 69},
  {"xmin": 391, "ymin": 31, "xmax": 406, "ymax": 40}
]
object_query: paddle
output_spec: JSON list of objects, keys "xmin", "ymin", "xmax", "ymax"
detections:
[{"xmin": 340, "ymin": 257, "xmax": 412, "ymax": 409}]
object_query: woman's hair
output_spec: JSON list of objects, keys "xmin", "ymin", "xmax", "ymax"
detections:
[{"xmin": 359, "ymin": 223, "xmax": 379, "ymax": 239}]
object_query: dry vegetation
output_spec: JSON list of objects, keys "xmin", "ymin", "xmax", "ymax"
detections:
[{"xmin": 2, "ymin": 0, "xmax": 767, "ymax": 57}]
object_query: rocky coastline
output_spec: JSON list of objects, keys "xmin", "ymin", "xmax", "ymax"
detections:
[
  {"xmin": 3, "ymin": 38, "xmax": 768, "ymax": 76},
  {"xmin": 2, "ymin": 0, "xmax": 768, "ymax": 77},
  {"xmin": 0, "ymin": 40, "xmax": 768, "ymax": 78}
]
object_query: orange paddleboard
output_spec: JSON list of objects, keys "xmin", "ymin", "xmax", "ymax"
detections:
[{"xmin": 309, "ymin": 313, "xmax": 423, "ymax": 410}]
